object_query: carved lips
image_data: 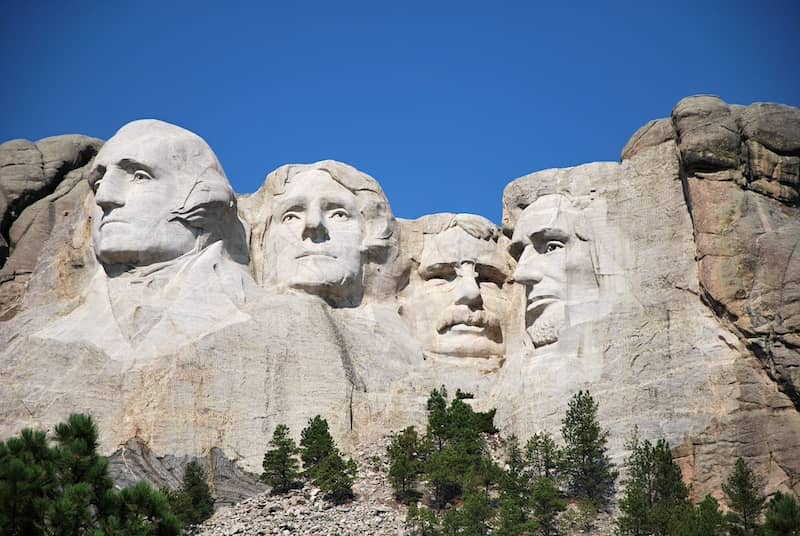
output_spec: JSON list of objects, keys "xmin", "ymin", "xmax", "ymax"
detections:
[{"xmin": 436, "ymin": 306, "xmax": 501, "ymax": 337}]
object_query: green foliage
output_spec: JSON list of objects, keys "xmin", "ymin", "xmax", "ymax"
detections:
[
  {"xmin": 427, "ymin": 386, "xmax": 449, "ymax": 451},
  {"xmin": 387, "ymin": 426, "xmax": 424, "ymax": 502},
  {"xmin": 669, "ymin": 494, "xmax": 726, "ymax": 536},
  {"xmin": 101, "ymin": 480, "xmax": 180, "ymax": 536},
  {"xmin": 764, "ymin": 492, "xmax": 800, "ymax": 536},
  {"xmin": 616, "ymin": 432, "xmax": 690, "ymax": 536},
  {"xmin": 406, "ymin": 504, "xmax": 441, "ymax": 536},
  {"xmin": 422, "ymin": 387, "xmax": 499, "ymax": 510},
  {"xmin": 0, "ymin": 414, "xmax": 178, "ymax": 536},
  {"xmin": 312, "ymin": 449, "xmax": 357, "ymax": 503},
  {"xmin": 440, "ymin": 488, "xmax": 494, "ymax": 536},
  {"xmin": 524, "ymin": 432, "xmax": 563, "ymax": 484},
  {"xmin": 165, "ymin": 461, "xmax": 214, "ymax": 527},
  {"xmin": 560, "ymin": 390, "xmax": 616, "ymax": 508},
  {"xmin": 261, "ymin": 424, "xmax": 301, "ymax": 494},
  {"xmin": 529, "ymin": 477, "xmax": 565, "ymax": 536},
  {"xmin": 299, "ymin": 416, "xmax": 335, "ymax": 477},
  {"xmin": 723, "ymin": 457, "xmax": 766, "ymax": 536}
]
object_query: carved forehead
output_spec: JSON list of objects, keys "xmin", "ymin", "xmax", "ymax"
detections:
[
  {"xmin": 95, "ymin": 120, "xmax": 220, "ymax": 180},
  {"xmin": 421, "ymin": 225, "xmax": 508, "ymax": 272},
  {"xmin": 513, "ymin": 194, "xmax": 577, "ymax": 239}
]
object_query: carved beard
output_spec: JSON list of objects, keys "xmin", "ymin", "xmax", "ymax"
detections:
[{"xmin": 526, "ymin": 301, "xmax": 565, "ymax": 347}]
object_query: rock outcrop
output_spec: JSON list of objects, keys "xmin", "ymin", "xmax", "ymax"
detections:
[{"xmin": 1, "ymin": 96, "xmax": 798, "ymax": 509}]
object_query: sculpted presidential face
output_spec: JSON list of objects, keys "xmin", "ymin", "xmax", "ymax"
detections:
[
  {"xmin": 510, "ymin": 194, "xmax": 594, "ymax": 347},
  {"xmin": 266, "ymin": 169, "xmax": 365, "ymax": 301},
  {"xmin": 88, "ymin": 120, "xmax": 238, "ymax": 271},
  {"xmin": 408, "ymin": 215, "xmax": 510, "ymax": 358}
]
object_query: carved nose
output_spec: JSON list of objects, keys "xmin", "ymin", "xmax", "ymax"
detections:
[
  {"xmin": 513, "ymin": 247, "xmax": 543, "ymax": 285},
  {"xmin": 94, "ymin": 173, "xmax": 125, "ymax": 212},
  {"xmin": 301, "ymin": 211, "xmax": 329, "ymax": 242},
  {"xmin": 454, "ymin": 276, "xmax": 483, "ymax": 308}
]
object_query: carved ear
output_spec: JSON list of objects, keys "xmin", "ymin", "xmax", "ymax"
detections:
[{"xmin": 360, "ymin": 193, "xmax": 395, "ymax": 252}]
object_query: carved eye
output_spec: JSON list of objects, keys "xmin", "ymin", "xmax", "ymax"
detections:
[
  {"xmin": 282, "ymin": 212, "xmax": 300, "ymax": 223},
  {"xmin": 544, "ymin": 241, "xmax": 565, "ymax": 253},
  {"xmin": 132, "ymin": 170, "xmax": 154, "ymax": 182},
  {"xmin": 329, "ymin": 209, "xmax": 350, "ymax": 220}
]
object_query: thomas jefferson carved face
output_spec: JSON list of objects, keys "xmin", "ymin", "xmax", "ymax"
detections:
[
  {"xmin": 510, "ymin": 194, "xmax": 594, "ymax": 347},
  {"xmin": 409, "ymin": 215, "xmax": 509, "ymax": 358},
  {"xmin": 266, "ymin": 169, "xmax": 365, "ymax": 300},
  {"xmin": 90, "ymin": 123, "xmax": 199, "ymax": 268}
]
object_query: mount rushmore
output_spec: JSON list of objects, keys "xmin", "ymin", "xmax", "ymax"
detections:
[{"xmin": 1, "ymin": 95, "xmax": 799, "ymax": 504}]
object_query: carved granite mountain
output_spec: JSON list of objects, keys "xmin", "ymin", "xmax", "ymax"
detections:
[{"xmin": 0, "ymin": 96, "xmax": 797, "ymax": 505}]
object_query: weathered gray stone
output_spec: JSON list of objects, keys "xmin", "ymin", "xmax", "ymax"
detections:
[
  {"xmin": 2, "ymin": 98, "xmax": 800, "ymax": 512},
  {"xmin": 672, "ymin": 95, "xmax": 740, "ymax": 172}
]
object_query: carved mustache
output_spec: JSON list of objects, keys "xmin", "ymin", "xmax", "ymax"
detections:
[{"xmin": 436, "ymin": 306, "xmax": 500, "ymax": 334}]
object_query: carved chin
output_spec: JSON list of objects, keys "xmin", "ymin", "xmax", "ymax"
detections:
[{"xmin": 526, "ymin": 302, "xmax": 565, "ymax": 347}]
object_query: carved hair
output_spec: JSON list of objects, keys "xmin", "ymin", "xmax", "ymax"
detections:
[
  {"xmin": 263, "ymin": 160, "xmax": 395, "ymax": 252},
  {"xmin": 445, "ymin": 213, "xmax": 500, "ymax": 242}
]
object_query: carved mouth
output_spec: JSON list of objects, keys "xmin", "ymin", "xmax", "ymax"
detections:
[
  {"xmin": 527, "ymin": 295, "xmax": 560, "ymax": 311},
  {"xmin": 99, "ymin": 219, "xmax": 126, "ymax": 228},
  {"xmin": 296, "ymin": 252, "xmax": 337, "ymax": 259},
  {"xmin": 436, "ymin": 309, "xmax": 500, "ymax": 334}
]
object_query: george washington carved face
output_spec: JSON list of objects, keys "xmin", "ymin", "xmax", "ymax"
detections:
[{"xmin": 89, "ymin": 120, "xmax": 238, "ymax": 271}]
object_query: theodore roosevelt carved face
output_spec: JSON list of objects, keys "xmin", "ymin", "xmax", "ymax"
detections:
[
  {"xmin": 408, "ymin": 215, "xmax": 510, "ymax": 358},
  {"xmin": 88, "ymin": 120, "xmax": 239, "ymax": 272},
  {"xmin": 262, "ymin": 162, "xmax": 394, "ymax": 305},
  {"xmin": 510, "ymin": 194, "xmax": 594, "ymax": 347}
]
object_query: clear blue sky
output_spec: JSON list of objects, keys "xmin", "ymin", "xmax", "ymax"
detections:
[{"xmin": 2, "ymin": 1, "xmax": 798, "ymax": 223}]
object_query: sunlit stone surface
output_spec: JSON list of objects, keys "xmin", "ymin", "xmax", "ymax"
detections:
[{"xmin": 1, "ymin": 97, "xmax": 799, "ymax": 503}]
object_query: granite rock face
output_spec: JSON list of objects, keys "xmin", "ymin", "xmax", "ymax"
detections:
[
  {"xmin": 1, "ymin": 98, "xmax": 799, "ymax": 507},
  {"xmin": 0, "ymin": 135, "xmax": 102, "ymax": 318}
]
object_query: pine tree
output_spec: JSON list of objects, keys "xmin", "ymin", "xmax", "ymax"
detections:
[
  {"xmin": 524, "ymin": 432, "xmax": 562, "ymax": 483},
  {"xmin": 261, "ymin": 424, "xmax": 300, "ymax": 494},
  {"xmin": 723, "ymin": 457, "xmax": 766, "ymax": 536},
  {"xmin": 529, "ymin": 477, "xmax": 565, "ymax": 536},
  {"xmin": 560, "ymin": 391, "xmax": 616, "ymax": 508},
  {"xmin": 313, "ymin": 449, "xmax": 357, "ymax": 503},
  {"xmin": 299, "ymin": 416, "xmax": 335, "ymax": 477},
  {"xmin": 616, "ymin": 433, "xmax": 690, "ymax": 536},
  {"xmin": 387, "ymin": 426, "xmax": 423, "ymax": 502},
  {"xmin": 763, "ymin": 492, "xmax": 800, "ymax": 536},
  {"xmin": 427, "ymin": 386, "xmax": 449, "ymax": 451},
  {"xmin": 0, "ymin": 414, "xmax": 179, "ymax": 536}
]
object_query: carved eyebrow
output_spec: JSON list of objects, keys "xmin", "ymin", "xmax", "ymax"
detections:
[
  {"xmin": 475, "ymin": 263, "xmax": 508, "ymax": 285},
  {"xmin": 117, "ymin": 159, "xmax": 155, "ymax": 176},
  {"xmin": 530, "ymin": 228, "xmax": 570, "ymax": 243},
  {"xmin": 419, "ymin": 262, "xmax": 457, "ymax": 279}
]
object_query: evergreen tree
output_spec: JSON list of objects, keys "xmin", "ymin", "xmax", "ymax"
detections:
[
  {"xmin": 299, "ymin": 416, "xmax": 335, "ymax": 477},
  {"xmin": 0, "ymin": 414, "xmax": 178, "ymax": 536},
  {"xmin": 440, "ymin": 488, "xmax": 493, "ymax": 536},
  {"xmin": 427, "ymin": 386, "xmax": 449, "ymax": 451},
  {"xmin": 616, "ymin": 433, "xmax": 690, "ymax": 536},
  {"xmin": 524, "ymin": 432, "xmax": 562, "ymax": 483},
  {"xmin": 387, "ymin": 426, "xmax": 423, "ymax": 502},
  {"xmin": 0, "ymin": 428, "xmax": 57, "ymax": 536},
  {"xmin": 170, "ymin": 461, "xmax": 214, "ymax": 526},
  {"xmin": 406, "ymin": 504, "xmax": 441, "ymax": 536},
  {"xmin": 763, "ymin": 492, "xmax": 800, "ymax": 536},
  {"xmin": 560, "ymin": 390, "xmax": 616, "ymax": 508},
  {"xmin": 312, "ymin": 449, "xmax": 357, "ymax": 503},
  {"xmin": 261, "ymin": 424, "xmax": 300, "ymax": 494},
  {"xmin": 723, "ymin": 457, "xmax": 766, "ymax": 536},
  {"xmin": 496, "ymin": 436, "xmax": 537, "ymax": 536},
  {"xmin": 101, "ymin": 480, "xmax": 180, "ymax": 536},
  {"xmin": 529, "ymin": 477, "xmax": 565, "ymax": 536}
]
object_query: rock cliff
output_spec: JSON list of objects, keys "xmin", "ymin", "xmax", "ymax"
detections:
[{"xmin": 1, "ymin": 96, "xmax": 797, "ymax": 505}]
